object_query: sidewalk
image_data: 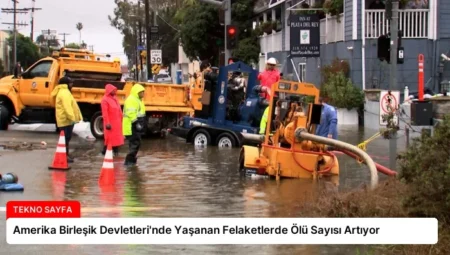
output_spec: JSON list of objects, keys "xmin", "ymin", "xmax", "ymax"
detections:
[{"xmin": 7, "ymin": 122, "xmax": 96, "ymax": 140}]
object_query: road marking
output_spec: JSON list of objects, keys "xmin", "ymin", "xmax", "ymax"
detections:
[{"xmin": 0, "ymin": 206, "xmax": 163, "ymax": 213}]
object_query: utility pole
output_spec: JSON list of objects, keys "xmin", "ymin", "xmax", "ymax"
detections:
[
  {"xmin": 137, "ymin": 1, "xmax": 143, "ymax": 81},
  {"xmin": 29, "ymin": 0, "xmax": 42, "ymax": 40},
  {"xmin": 134, "ymin": 22, "xmax": 139, "ymax": 81},
  {"xmin": 389, "ymin": 0, "xmax": 399, "ymax": 171},
  {"xmin": 59, "ymin": 33, "xmax": 70, "ymax": 47},
  {"xmin": 144, "ymin": 0, "xmax": 152, "ymax": 80},
  {"xmin": 1, "ymin": 0, "xmax": 30, "ymax": 69},
  {"xmin": 13, "ymin": 0, "xmax": 17, "ymax": 68},
  {"xmin": 224, "ymin": 0, "xmax": 231, "ymax": 62}
]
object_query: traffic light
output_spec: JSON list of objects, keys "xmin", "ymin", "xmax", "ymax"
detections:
[
  {"xmin": 377, "ymin": 31, "xmax": 404, "ymax": 64},
  {"xmin": 226, "ymin": 25, "xmax": 238, "ymax": 49},
  {"xmin": 377, "ymin": 35, "xmax": 390, "ymax": 63}
]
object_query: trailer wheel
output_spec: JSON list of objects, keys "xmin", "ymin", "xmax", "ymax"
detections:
[
  {"xmin": 90, "ymin": 111, "xmax": 104, "ymax": 139},
  {"xmin": 192, "ymin": 129, "xmax": 211, "ymax": 146},
  {"xmin": 0, "ymin": 105, "xmax": 10, "ymax": 131},
  {"xmin": 216, "ymin": 132, "xmax": 236, "ymax": 148}
]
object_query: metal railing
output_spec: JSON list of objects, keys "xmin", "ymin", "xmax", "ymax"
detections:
[{"xmin": 365, "ymin": 9, "xmax": 429, "ymax": 38}]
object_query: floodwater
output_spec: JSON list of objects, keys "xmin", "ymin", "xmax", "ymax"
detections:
[{"xmin": 0, "ymin": 125, "xmax": 404, "ymax": 254}]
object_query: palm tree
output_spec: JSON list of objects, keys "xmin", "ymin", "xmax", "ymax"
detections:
[{"xmin": 76, "ymin": 22, "xmax": 83, "ymax": 44}]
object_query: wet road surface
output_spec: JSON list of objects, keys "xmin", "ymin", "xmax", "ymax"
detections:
[{"xmin": 0, "ymin": 126, "xmax": 405, "ymax": 254}]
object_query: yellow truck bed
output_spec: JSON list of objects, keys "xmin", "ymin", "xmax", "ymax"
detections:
[{"xmin": 72, "ymin": 81, "xmax": 194, "ymax": 113}]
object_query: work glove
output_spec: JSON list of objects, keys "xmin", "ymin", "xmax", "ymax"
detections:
[{"xmin": 105, "ymin": 124, "xmax": 111, "ymax": 130}]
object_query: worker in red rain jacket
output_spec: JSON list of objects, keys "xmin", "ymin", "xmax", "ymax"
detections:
[
  {"xmin": 257, "ymin": 57, "xmax": 280, "ymax": 100},
  {"xmin": 101, "ymin": 84, "xmax": 124, "ymax": 156}
]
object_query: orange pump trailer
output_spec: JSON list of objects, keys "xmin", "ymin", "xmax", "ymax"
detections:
[
  {"xmin": 239, "ymin": 80, "xmax": 384, "ymax": 187},
  {"xmin": 239, "ymin": 81, "xmax": 339, "ymax": 180}
]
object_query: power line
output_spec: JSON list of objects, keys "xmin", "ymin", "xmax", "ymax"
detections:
[
  {"xmin": 59, "ymin": 33, "xmax": 70, "ymax": 46},
  {"xmin": 1, "ymin": 0, "xmax": 28, "ymax": 67},
  {"xmin": 155, "ymin": 13, "xmax": 179, "ymax": 32}
]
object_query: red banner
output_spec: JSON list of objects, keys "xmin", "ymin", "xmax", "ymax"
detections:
[{"xmin": 6, "ymin": 201, "xmax": 81, "ymax": 219}]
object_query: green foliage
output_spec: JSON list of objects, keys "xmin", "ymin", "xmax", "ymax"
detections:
[
  {"xmin": 260, "ymin": 21, "xmax": 273, "ymax": 34},
  {"xmin": 7, "ymin": 33, "xmax": 41, "ymax": 69},
  {"xmin": 294, "ymin": 1, "xmax": 326, "ymax": 19},
  {"xmin": 398, "ymin": 115, "xmax": 450, "ymax": 223},
  {"xmin": 157, "ymin": 8, "xmax": 179, "ymax": 65},
  {"xmin": 323, "ymin": 0, "xmax": 344, "ymax": 19},
  {"xmin": 109, "ymin": 0, "xmax": 180, "ymax": 65},
  {"xmin": 320, "ymin": 58, "xmax": 350, "ymax": 85},
  {"xmin": 231, "ymin": 0, "xmax": 256, "ymax": 38},
  {"xmin": 177, "ymin": 4, "xmax": 222, "ymax": 63},
  {"xmin": 35, "ymin": 34, "xmax": 60, "ymax": 48},
  {"xmin": 231, "ymin": 0, "xmax": 259, "ymax": 64},
  {"xmin": 321, "ymin": 71, "xmax": 364, "ymax": 110},
  {"xmin": 232, "ymin": 37, "xmax": 260, "ymax": 65},
  {"xmin": 65, "ymin": 43, "xmax": 81, "ymax": 49}
]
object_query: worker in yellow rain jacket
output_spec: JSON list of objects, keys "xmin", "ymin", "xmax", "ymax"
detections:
[
  {"xmin": 51, "ymin": 76, "xmax": 83, "ymax": 163},
  {"xmin": 123, "ymin": 83, "xmax": 146, "ymax": 166},
  {"xmin": 259, "ymin": 107, "xmax": 269, "ymax": 135}
]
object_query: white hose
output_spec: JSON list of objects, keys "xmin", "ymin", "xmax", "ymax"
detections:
[{"xmin": 295, "ymin": 129, "xmax": 379, "ymax": 190}]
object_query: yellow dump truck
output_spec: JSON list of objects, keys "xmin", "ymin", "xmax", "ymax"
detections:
[{"xmin": 0, "ymin": 48, "xmax": 193, "ymax": 138}]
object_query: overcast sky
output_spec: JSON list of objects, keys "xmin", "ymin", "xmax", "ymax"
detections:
[{"xmin": 0, "ymin": 0, "xmax": 127, "ymax": 64}]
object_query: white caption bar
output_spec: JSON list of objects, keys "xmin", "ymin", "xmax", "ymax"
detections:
[{"xmin": 7, "ymin": 218, "xmax": 438, "ymax": 245}]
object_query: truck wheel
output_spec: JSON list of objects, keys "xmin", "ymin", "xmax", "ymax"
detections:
[
  {"xmin": 216, "ymin": 132, "xmax": 236, "ymax": 148},
  {"xmin": 0, "ymin": 105, "xmax": 10, "ymax": 131},
  {"xmin": 192, "ymin": 129, "xmax": 211, "ymax": 146},
  {"xmin": 90, "ymin": 111, "xmax": 104, "ymax": 139}
]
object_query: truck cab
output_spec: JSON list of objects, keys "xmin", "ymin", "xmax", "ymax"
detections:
[{"xmin": 0, "ymin": 48, "xmax": 122, "ymax": 130}]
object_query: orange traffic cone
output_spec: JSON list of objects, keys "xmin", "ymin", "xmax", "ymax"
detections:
[
  {"xmin": 48, "ymin": 130, "xmax": 70, "ymax": 171},
  {"xmin": 98, "ymin": 144, "xmax": 115, "ymax": 185}
]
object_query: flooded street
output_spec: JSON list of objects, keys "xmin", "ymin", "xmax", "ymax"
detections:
[{"xmin": 0, "ymin": 125, "xmax": 403, "ymax": 254}]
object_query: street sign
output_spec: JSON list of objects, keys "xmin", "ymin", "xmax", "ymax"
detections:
[
  {"xmin": 379, "ymin": 90, "xmax": 400, "ymax": 125},
  {"xmin": 289, "ymin": 14, "xmax": 320, "ymax": 57},
  {"xmin": 137, "ymin": 45, "xmax": 145, "ymax": 51},
  {"xmin": 150, "ymin": 26, "xmax": 159, "ymax": 40},
  {"xmin": 150, "ymin": 50, "xmax": 162, "ymax": 64},
  {"xmin": 150, "ymin": 26, "xmax": 159, "ymax": 34}
]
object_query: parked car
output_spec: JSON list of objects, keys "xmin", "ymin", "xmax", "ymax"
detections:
[{"xmin": 155, "ymin": 73, "xmax": 172, "ymax": 84}]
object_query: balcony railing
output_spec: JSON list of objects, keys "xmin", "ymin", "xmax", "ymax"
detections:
[
  {"xmin": 259, "ymin": 31, "xmax": 283, "ymax": 53},
  {"xmin": 365, "ymin": 9, "xmax": 429, "ymax": 38},
  {"xmin": 320, "ymin": 14, "xmax": 345, "ymax": 44}
]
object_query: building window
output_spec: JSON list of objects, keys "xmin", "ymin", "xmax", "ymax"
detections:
[{"xmin": 299, "ymin": 63, "xmax": 306, "ymax": 82}]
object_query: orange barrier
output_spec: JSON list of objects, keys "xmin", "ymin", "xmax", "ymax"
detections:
[
  {"xmin": 98, "ymin": 144, "xmax": 115, "ymax": 185},
  {"xmin": 48, "ymin": 130, "xmax": 70, "ymax": 171}
]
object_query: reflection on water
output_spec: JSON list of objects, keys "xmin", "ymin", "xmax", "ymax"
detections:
[{"xmin": 4, "ymin": 125, "xmax": 395, "ymax": 254}]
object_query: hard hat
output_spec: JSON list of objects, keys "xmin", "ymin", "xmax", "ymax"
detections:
[{"xmin": 266, "ymin": 58, "xmax": 277, "ymax": 65}]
